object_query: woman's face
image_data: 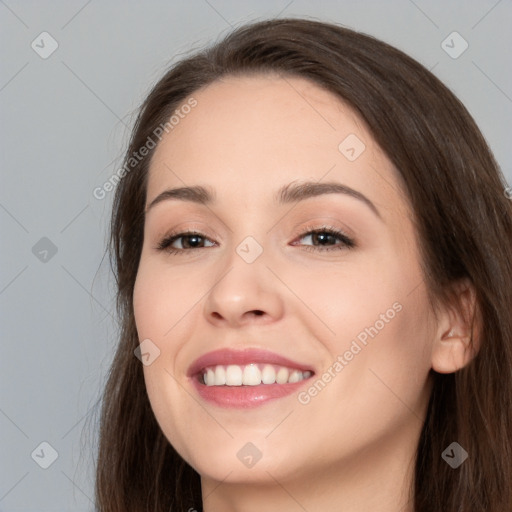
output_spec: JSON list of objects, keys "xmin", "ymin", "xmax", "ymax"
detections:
[{"xmin": 133, "ymin": 74, "xmax": 437, "ymax": 489}]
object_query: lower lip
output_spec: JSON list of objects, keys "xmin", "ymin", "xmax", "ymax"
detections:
[{"xmin": 191, "ymin": 377, "xmax": 312, "ymax": 408}]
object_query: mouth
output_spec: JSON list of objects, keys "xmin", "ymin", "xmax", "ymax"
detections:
[
  {"xmin": 200, "ymin": 363, "xmax": 313, "ymax": 386},
  {"xmin": 188, "ymin": 348, "xmax": 315, "ymax": 408}
]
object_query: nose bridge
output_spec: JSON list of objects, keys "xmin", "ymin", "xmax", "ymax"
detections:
[{"xmin": 202, "ymin": 231, "xmax": 284, "ymax": 326}]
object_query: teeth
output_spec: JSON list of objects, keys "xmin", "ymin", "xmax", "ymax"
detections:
[
  {"xmin": 225, "ymin": 365, "xmax": 243, "ymax": 386},
  {"xmin": 276, "ymin": 367, "xmax": 289, "ymax": 384},
  {"xmin": 205, "ymin": 368, "xmax": 215, "ymax": 387},
  {"xmin": 201, "ymin": 364, "xmax": 312, "ymax": 386},
  {"xmin": 242, "ymin": 364, "xmax": 261, "ymax": 386},
  {"xmin": 288, "ymin": 370, "xmax": 301, "ymax": 383},
  {"xmin": 261, "ymin": 365, "xmax": 276, "ymax": 384},
  {"xmin": 214, "ymin": 365, "xmax": 226, "ymax": 385}
]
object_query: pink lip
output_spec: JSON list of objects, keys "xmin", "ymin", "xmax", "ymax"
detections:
[{"xmin": 188, "ymin": 348, "xmax": 315, "ymax": 409}]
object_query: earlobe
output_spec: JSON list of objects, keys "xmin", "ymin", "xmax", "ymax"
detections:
[{"xmin": 430, "ymin": 278, "xmax": 481, "ymax": 374}]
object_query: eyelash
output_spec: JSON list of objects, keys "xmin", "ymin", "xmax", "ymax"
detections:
[{"xmin": 155, "ymin": 224, "xmax": 356, "ymax": 256}]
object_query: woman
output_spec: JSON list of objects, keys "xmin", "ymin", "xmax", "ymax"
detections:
[{"xmin": 95, "ymin": 18, "xmax": 512, "ymax": 511}]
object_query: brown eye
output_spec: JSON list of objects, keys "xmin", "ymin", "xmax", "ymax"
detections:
[
  {"xmin": 157, "ymin": 231, "xmax": 215, "ymax": 254},
  {"xmin": 294, "ymin": 227, "xmax": 356, "ymax": 251}
]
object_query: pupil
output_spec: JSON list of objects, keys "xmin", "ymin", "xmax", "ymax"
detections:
[
  {"xmin": 185, "ymin": 235, "xmax": 202, "ymax": 248},
  {"xmin": 314, "ymin": 232, "xmax": 333, "ymax": 245}
]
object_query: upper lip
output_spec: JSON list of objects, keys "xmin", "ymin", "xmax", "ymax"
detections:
[{"xmin": 187, "ymin": 348, "xmax": 316, "ymax": 377}]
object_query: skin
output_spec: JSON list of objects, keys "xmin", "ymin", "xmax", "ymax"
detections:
[{"xmin": 133, "ymin": 74, "xmax": 478, "ymax": 512}]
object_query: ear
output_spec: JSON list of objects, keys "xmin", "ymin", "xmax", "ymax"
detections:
[{"xmin": 431, "ymin": 278, "xmax": 481, "ymax": 374}]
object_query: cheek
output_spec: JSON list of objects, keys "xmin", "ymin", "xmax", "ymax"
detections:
[
  {"xmin": 286, "ymin": 256, "xmax": 407, "ymax": 350},
  {"xmin": 142, "ymin": 365, "xmax": 198, "ymax": 465},
  {"xmin": 309, "ymin": 255, "xmax": 433, "ymax": 399},
  {"xmin": 326, "ymin": 288, "xmax": 433, "ymax": 418},
  {"xmin": 133, "ymin": 259, "xmax": 198, "ymax": 340},
  {"xmin": 295, "ymin": 301, "xmax": 433, "ymax": 460},
  {"xmin": 134, "ymin": 267, "xmax": 196, "ymax": 461},
  {"xmin": 133, "ymin": 262, "xmax": 160, "ymax": 335}
]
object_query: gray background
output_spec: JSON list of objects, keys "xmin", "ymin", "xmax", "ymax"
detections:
[{"xmin": 1, "ymin": 0, "xmax": 511, "ymax": 510}]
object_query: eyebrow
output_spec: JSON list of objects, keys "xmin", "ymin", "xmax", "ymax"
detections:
[{"xmin": 145, "ymin": 180, "xmax": 382, "ymax": 220}]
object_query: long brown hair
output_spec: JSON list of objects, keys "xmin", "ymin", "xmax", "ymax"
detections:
[{"xmin": 95, "ymin": 18, "xmax": 512, "ymax": 511}]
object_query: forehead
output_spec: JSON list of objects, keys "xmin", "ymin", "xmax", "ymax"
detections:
[
  {"xmin": 151, "ymin": 73, "xmax": 366, "ymax": 162},
  {"xmin": 146, "ymin": 74, "xmax": 407, "ymax": 218}
]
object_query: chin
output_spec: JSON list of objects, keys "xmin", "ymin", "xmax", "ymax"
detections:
[{"xmin": 174, "ymin": 434, "xmax": 305, "ymax": 484}]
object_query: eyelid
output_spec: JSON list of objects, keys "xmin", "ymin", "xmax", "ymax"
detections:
[
  {"xmin": 290, "ymin": 224, "xmax": 356, "ymax": 252},
  {"xmin": 155, "ymin": 222, "xmax": 356, "ymax": 255},
  {"xmin": 154, "ymin": 228, "xmax": 216, "ymax": 252},
  {"xmin": 154, "ymin": 220, "xmax": 219, "ymax": 246}
]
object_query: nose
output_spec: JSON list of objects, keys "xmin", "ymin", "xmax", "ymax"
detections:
[{"xmin": 203, "ymin": 252, "xmax": 285, "ymax": 328}]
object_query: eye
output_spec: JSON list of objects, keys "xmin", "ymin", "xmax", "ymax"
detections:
[
  {"xmin": 156, "ymin": 231, "xmax": 216, "ymax": 255},
  {"xmin": 155, "ymin": 225, "xmax": 356, "ymax": 256},
  {"xmin": 292, "ymin": 225, "xmax": 356, "ymax": 252}
]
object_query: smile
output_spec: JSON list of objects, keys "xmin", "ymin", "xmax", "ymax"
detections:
[
  {"xmin": 202, "ymin": 363, "xmax": 313, "ymax": 386},
  {"xmin": 188, "ymin": 348, "xmax": 315, "ymax": 408}
]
